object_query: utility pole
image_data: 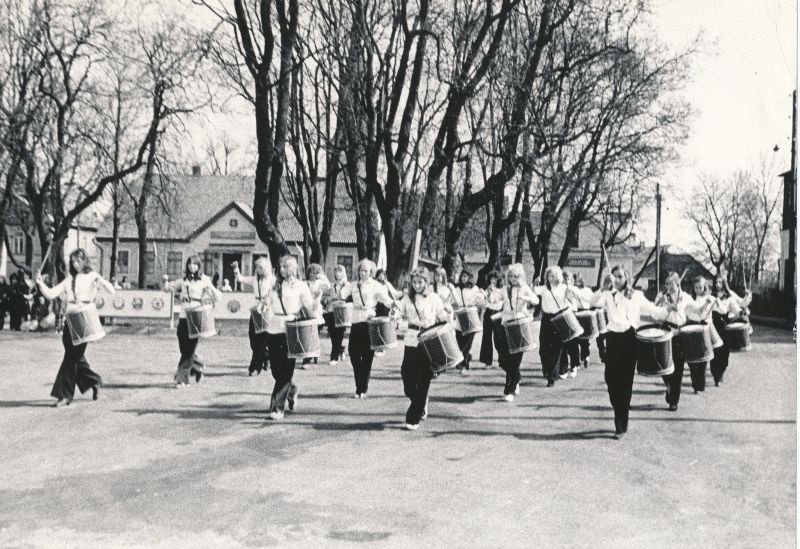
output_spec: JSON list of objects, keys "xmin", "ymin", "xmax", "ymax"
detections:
[{"xmin": 655, "ymin": 183, "xmax": 661, "ymax": 290}]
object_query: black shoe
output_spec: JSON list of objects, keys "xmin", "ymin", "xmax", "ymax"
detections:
[
  {"xmin": 668, "ymin": 404, "xmax": 678, "ymax": 412},
  {"xmin": 248, "ymin": 370, "xmax": 254, "ymax": 377},
  {"xmin": 92, "ymin": 386, "xmax": 99, "ymax": 401},
  {"xmin": 546, "ymin": 380, "xmax": 554, "ymax": 387},
  {"xmin": 715, "ymin": 379, "xmax": 721, "ymax": 387},
  {"xmin": 194, "ymin": 370, "xmax": 202, "ymax": 383}
]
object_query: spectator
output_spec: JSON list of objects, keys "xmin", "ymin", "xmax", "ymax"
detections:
[
  {"xmin": 120, "ymin": 276, "xmax": 131, "ymax": 289},
  {"xmin": 221, "ymin": 278, "xmax": 233, "ymax": 292},
  {"xmin": 0, "ymin": 276, "xmax": 7, "ymax": 330},
  {"xmin": 212, "ymin": 272, "xmax": 220, "ymax": 288}
]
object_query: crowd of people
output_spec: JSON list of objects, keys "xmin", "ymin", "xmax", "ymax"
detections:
[
  {"xmin": 22, "ymin": 248, "xmax": 754, "ymax": 439},
  {"xmin": 0, "ymin": 268, "xmax": 58, "ymax": 332}
]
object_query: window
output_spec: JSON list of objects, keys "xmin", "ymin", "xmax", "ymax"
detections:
[
  {"xmin": 337, "ymin": 255, "xmax": 353, "ymax": 281},
  {"xmin": 203, "ymin": 252, "xmax": 215, "ymax": 276},
  {"xmin": 12, "ymin": 234, "xmax": 24, "ymax": 255},
  {"xmin": 117, "ymin": 250, "xmax": 130, "ymax": 274},
  {"xmin": 569, "ymin": 228, "xmax": 580, "ymax": 249},
  {"xmin": 167, "ymin": 251, "xmax": 183, "ymax": 276},
  {"xmin": 145, "ymin": 252, "xmax": 156, "ymax": 275}
]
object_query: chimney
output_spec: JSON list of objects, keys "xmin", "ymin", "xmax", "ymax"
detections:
[{"xmin": 191, "ymin": 165, "xmax": 201, "ymax": 176}]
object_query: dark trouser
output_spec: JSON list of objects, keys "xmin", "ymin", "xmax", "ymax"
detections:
[
  {"xmin": 401, "ymin": 345, "xmax": 433, "ymax": 425},
  {"xmin": 597, "ymin": 333, "xmax": 607, "ymax": 363},
  {"xmin": 663, "ymin": 337, "xmax": 686, "ymax": 406},
  {"xmin": 710, "ymin": 312, "xmax": 730, "ymax": 383},
  {"xmin": 175, "ymin": 319, "xmax": 203, "ymax": 384},
  {"xmin": 539, "ymin": 314, "xmax": 563, "ymax": 382},
  {"xmin": 498, "ymin": 349, "xmax": 523, "ymax": 395},
  {"xmin": 349, "ymin": 322, "xmax": 374, "ymax": 394},
  {"xmin": 51, "ymin": 325, "xmax": 102, "ymax": 400},
  {"xmin": 479, "ymin": 309, "xmax": 497, "ymax": 365},
  {"xmin": 324, "ymin": 312, "xmax": 346, "ymax": 361},
  {"xmin": 248, "ymin": 318, "xmax": 269, "ymax": 374},
  {"xmin": 10, "ymin": 305, "xmax": 22, "ymax": 331},
  {"xmin": 688, "ymin": 361, "xmax": 707, "ymax": 392},
  {"xmin": 455, "ymin": 331, "xmax": 476, "ymax": 370},
  {"xmin": 604, "ymin": 329, "xmax": 637, "ymax": 434},
  {"xmin": 0, "ymin": 308, "xmax": 5, "ymax": 330},
  {"xmin": 579, "ymin": 338, "xmax": 591, "ymax": 364},
  {"xmin": 265, "ymin": 332, "xmax": 297, "ymax": 413},
  {"xmin": 560, "ymin": 339, "xmax": 581, "ymax": 374}
]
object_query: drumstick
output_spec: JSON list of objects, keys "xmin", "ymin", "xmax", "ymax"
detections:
[{"xmin": 37, "ymin": 243, "xmax": 53, "ymax": 276}]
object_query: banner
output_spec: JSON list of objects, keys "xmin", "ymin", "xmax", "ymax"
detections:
[{"xmin": 93, "ymin": 290, "xmax": 171, "ymax": 318}]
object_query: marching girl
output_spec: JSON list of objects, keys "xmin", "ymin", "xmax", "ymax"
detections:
[
  {"xmin": 432, "ymin": 267, "xmax": 457, "ymax": 316},
  {"xmin": 533, "ymin": 266, "xmax": 573, "ymax": 387},
  {"xmin": 35, "ymin": 248, "xmax": 115, "ymax": 407},
  {"xmin": 300, "ymin": 263, "xmax": 331, "ymax": 368},
  {"xmin": 393, "ymin": 267, "xmax": 451, "ymax": 430},
  {"xmin": 559, "ymin": 270, "xmax": 582, "ymax": 378},
  {"xmin": 263, "ymin": 255, "xmax": 317, "ymax": 420},
  {"xmin": 497, "ymin": 263, "xmax": 538, "ymax": 401},
  {"xmin": 656, "ymin": 272, "xmax": 715, "ymax": 410},
  {"xmin": 593, "ymin": 273, "xmax": 614, "ymax": 364},
  {"xmin": 322, "ymin": 265, "xmax": 349, "ymax": 365},
  {"xmin": 573, "ymin": 274, "xmax": 595, "ymax": 368},
  {"xmin": 233, "ymin": 258, "xmax": 274, "ymax": 376},
  {"xmin": 338, "ymin": 259, "xmax": 394, "ymax": 398},
  {"xmin": 709, "ymin": 274, "xmax": 752, "ymax": 386},
  {"xmin": 590, "ymin": 265, "xmax": 665, "ymax": 438},
  {"xmin": 162, "ymin": 255, "xmax": 222, "ymax": 387},
  {"xmin": 452, "ymin": 269, "xmax": 486, "ymax": 374},
  {"xmin": 479, "ymin": 270, "xmax": 504, "ymax": 368},
  {"xmin": 374, "ymin": 268, "xmax": 403, "ymax": 357}
]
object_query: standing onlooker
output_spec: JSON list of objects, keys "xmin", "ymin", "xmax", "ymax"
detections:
[{"xmin": 0, "ymin": 276, "xmax": 8, "ymax": 330}]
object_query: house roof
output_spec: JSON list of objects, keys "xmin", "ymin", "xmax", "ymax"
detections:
[
  {"xmin": 635, "ymin": 244, "xmax": 713, "ymax": 281},
  {"xmin": 95, "ymin": 174, "xmax": 357, "ymax": 245}
]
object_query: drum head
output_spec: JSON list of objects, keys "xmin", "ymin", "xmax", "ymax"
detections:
[{"xmin": 680, "ymin": 324, "xmax": 705, "ymax": 333}]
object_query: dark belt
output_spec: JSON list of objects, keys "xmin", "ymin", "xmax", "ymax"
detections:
[{"xmin": 408, "ymin": 322, "xmax": 421, "ymax": 330}]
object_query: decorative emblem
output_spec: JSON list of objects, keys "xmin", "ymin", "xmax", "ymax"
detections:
[
  {"xmin": 227, "ymin": 299, "xmax": 241, "ymax": 313},
  {"xmin": 151, "ymin": 297, "xmax": 165, "ymax": 311},
  {"xmin": 113, "ymin": 297, "xmax": 125, "ymax": 310},
  {"xmin": 94, "ymin": 296, "xmax": 105, "ymax": 309},
  {"xmin": 132, "ymin": 297, "xmax": 144, "ymax": 310}
]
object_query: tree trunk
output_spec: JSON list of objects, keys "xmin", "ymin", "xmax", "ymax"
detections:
[{"xmin": 110, "ymin": 182, "xmax": 120, "ymax": 280}]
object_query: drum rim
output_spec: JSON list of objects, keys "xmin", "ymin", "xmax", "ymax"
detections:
[
  {"xmin": 725, "ymin": 322, "xmax": 750, "ymax": 330},
  {"xmin": 678, "ymin": 324, "xmax": 707, "ymax": 333},
  {"xmin": 635, "ymin": 323, "xmax": 673, "ymax": 342},
  {"xmin": 286, "ymin": 318, "xmax": 319, "ymax": 327}
]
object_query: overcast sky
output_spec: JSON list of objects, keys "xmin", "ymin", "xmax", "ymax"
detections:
[{"xmin": 639, "ymin": 0, "xmax": 797, "ymax": 249}]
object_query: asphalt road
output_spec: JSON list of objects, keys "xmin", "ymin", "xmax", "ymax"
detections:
[{"xmin": 0, "ymin": 325, "xmax": 795, "ymax": 548}]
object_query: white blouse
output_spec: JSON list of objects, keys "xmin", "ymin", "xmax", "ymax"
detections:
[
  {"xmin": 237, "ymin": 272, "xmax": 275, "ymax": 304},
  {"xmin": 38, "ymin": 272, "xmax": 115, "ymax": 312},
  {"xmin": 396, "ymin": 292, "xmax": 447, "ymax": 346},
  {"xmin": 307, "ymin": 277, "xmax": 332, "ymax": 324},
  {"xmin": 164, "ymin": 275, "xmax": 223, "ymax": 319},
  {"xmin": 339, "ymin": 279, "xmax": 393, "ymax": 324},
  {"xmin": 592, "ymin": 289, "xmax": 665, "ymax": 332},
  {"xmin": 485, "ymin": 287, "xmax": 505, "ymax": 311},
  {"xmin": 533, "ymin": 284, "xmax": 574, "ymax": 315},
  {"xmin": 265, "ymin": 279, "xmax": 316, "ymax": 334},
  {"xmin": 655, "ymin": 290, "xmax": 707, "ymax": 326},
  {"xmin": 501, "ymin": 284, "xmax": 539, "ymax": 322},
  {"xmin": 452, "ymin": 286, "xmax": 486, "ymax": 309}
]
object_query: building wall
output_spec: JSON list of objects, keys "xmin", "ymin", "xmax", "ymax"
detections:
[{"xmin": 1, "ymin": 225, "xmax": 95, "ymax": 278}]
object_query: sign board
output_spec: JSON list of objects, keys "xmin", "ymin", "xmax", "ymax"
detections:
[{"xmin": 565, "ymin": 257, "xmax": 596, "ymax": 268}]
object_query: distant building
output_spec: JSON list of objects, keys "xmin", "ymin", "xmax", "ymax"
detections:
[
  {"xmin": 779, "ymin": 167, "xmax": 796, "ymax": 323},
  {"xmin": 633, "ymin": 244, "xmax": 714, "ymax": 299},
  {"xmin": 93, "ymin": 174, "xmax": 359, "ymax": 288}
]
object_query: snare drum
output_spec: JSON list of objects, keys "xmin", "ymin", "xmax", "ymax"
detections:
[
  {"xmin": 65, "ymin": 304, "xmax": 106, "ymax": 345},
  {"xmin": 725, "ymin": 321, "xmax": 752, "ymax": 352},
  {"xmin": 503, "ymin": 316, "xmax": 537, "ymax": 354},
  {"xmin": 575, "ymin": 310, "xmax": 599, "ymax": 339},
  {"xmin": 635, "ymin": 324, "xmax": 674, "ymax": 376},
  {"xmin": 250, "ymin": 305, "xmax": 269, "ymax": 334},
  {"xmin": 367, "ymin": 316, "xmax": 397, "ymax": 351},
  {"xmin": 678, "ymin": 324, "xmax": 714, "ymax": 363},
  {"xmin": 593, "ymin": 307, "xmax": 608, "ymax": 334},
  {"xmin": 708, "ymin": 321, "xmax": 724, "ymax": 349},
  {"xmin": 454, "ymin": 306, "xmax": 482, "ymax": 335},
  {"xmin": 551, "ymin": 308, "xmax": 583, "ymax": 342},
  {"xmin": 418, "ymin": 323, "xmax": 463, "ymax": 373},
  {"xmin": 185, "ymin": 304, "xmax": 216, "ymax": 339},
  {"xmin": 286, "ymin": 319, "xmax": 321, "ymax": 359},
  {"xmin": 332, "ymin": 302, "xmax": 353, "ymax": 328}
]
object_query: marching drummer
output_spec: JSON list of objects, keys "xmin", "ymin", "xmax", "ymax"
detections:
[
  {"xmin": 262, "ymin": 255, "xmax": 317, "ymax": 420},
  {"xmin": 322, "ymin": 265, "xmax": 350, "ymax": 365},
  {"xmin": 233, "ymin": 258, "xmax": 274, "ymax": 376},
  {"xmin": 36, "ymin": 248, "xmax": 115, "ymax": 407},
  {"xmin": 299, "ymin": 264, "xmax": 331, "ymax": 369},
  {"xmin": 392, "ymin": 267, "xmax": 451, "ymax": 430},
  {"xmin": 709, "ymin": 274, "xmax": 752, "ymax": 386},
  {"xmin": 163, "ymin": 255, "xmax": 222, "ymax": 387},
  {"xmin": 432, "ymin": 267, "xmax": 456, "ymax": 318},
  {"xmin": 656, "ymin": 272, "xmax": 716, "ymax": 410},
  {"xmin": 573, "ymin": 274, "xmax": 595, "ymax": 368},
  {"xmin": 558, "ymin": 270, "xmax": 583, "ymax": 379},
  {"xmin": 497, "ymin": 263, "xmax": 538, "ymax": 402},
  {"xmin": 452, "ymin": 269, "xmax": 486, "ymax": 375},
  {"xmin": 479, "ymin": 271, "xmax": 504, "ymax": 368},
  {"xmin": 533, "ymin": 266, "xmax": 573, "ymax": 387},
  {"xmin": 589, "ymin": 265, "xmax": 666, "ymax": 438},
  {"xmin": 337, "ymin": 259, "xmax": 394, "ymax": 398}
]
